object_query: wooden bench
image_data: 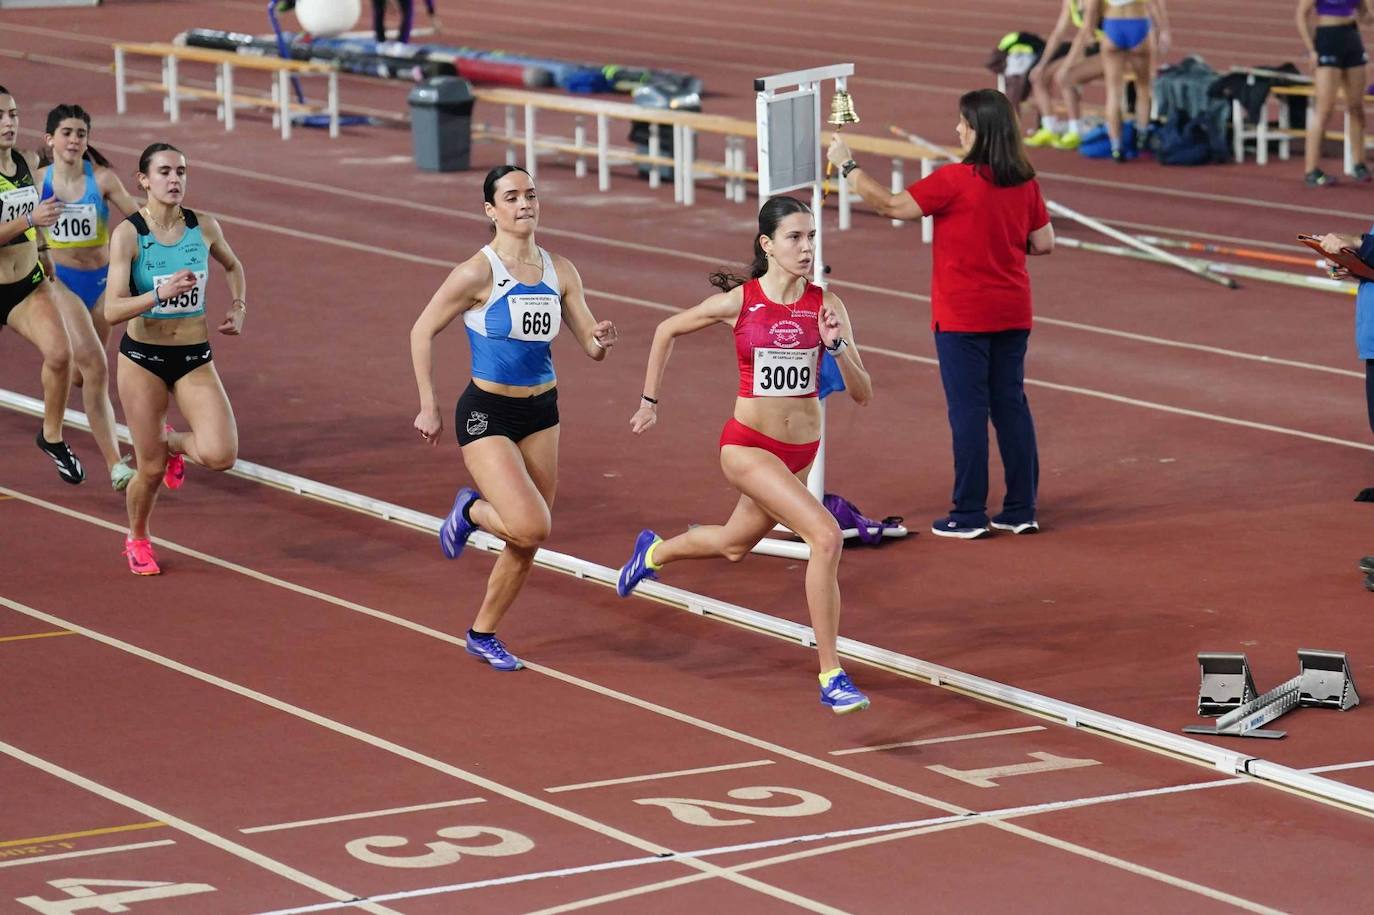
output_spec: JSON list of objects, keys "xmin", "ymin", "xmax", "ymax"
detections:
[
  {"xmin": 113, "ymin": 41, "xmax": 340, "ymax": 140},
  {"xmin": 1229, "ymin": 69, "xmax": 1374, "ymax": 172},
  {"xmin": 468, "ymin": 85, "xmax": 944, "ymax": 232}
]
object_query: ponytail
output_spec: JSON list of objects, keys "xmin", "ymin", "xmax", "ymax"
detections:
[
  {"xmin": 708, "ymin": 237, "xmax": 768, "ymax": 292},
  {"xmin": 708, "ymin": 194, "xmax": 811, "ymax": 291}
]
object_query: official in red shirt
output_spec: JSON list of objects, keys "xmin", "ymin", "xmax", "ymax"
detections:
[{"xmin": 829, "ymin": 88, "xmax": 1054, "ymax": 539}]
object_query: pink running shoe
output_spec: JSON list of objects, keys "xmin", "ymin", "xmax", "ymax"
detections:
[
  {"xmin": 124, "ymin": 537, "xmax": 161, "ymax": 576},
  {"xmin": 163, "ymin": 424, "xmax": 185, "ymax": 490}
]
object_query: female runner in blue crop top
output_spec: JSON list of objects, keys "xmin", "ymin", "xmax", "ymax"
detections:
[
  {"xmin": 39, "ymin": 104, "xmax": 140, "ymax": 490},
  {"xmin": 410, "ymin": 165, "xmax": 619, "ymax": 672},
  {"xmin": 1298, "ymin": 0, "xmax": 1372, "ymax": 185},
  {"xmin": 1064, "ymin": 0, "xmax": 1171, "ymax": 161}
]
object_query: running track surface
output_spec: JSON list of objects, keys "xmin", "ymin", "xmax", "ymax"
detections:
[{"xmin": 2, "ymin": 1, "xmax": 1374, "ymax": 912}]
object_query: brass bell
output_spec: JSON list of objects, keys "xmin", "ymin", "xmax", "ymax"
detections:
[{"xmin": 828, "ymin": 89, "xmax": 860, "ymax": 127}]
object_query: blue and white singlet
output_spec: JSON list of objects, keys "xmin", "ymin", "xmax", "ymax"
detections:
[{"xmin": 464, "ymin": 245, "xmax": 562, "ymax": 387}]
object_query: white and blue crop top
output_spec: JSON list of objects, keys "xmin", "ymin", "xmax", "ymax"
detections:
[{"xmin": 464, "ymin": 245, "xmax": 562, "ymax": 387}]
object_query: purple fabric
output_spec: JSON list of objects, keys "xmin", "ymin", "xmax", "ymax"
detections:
[
  {"xmin": 1316, "ymin": 0, "xmax": 1359, "ymax": 16},
  {"xmin": 823, "ymin": 494, "xmax": 902, "ymax": 545}
]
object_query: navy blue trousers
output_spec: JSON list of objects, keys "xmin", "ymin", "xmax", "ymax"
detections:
[
  {"xmin": 934, "ymin": 329, "xmax": 1039, "ymax": 526},
  {"xmin": 372, "ymin": 0, "xmax": 414, "ymax": 42}
]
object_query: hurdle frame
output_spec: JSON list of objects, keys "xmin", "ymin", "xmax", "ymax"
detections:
[{"xmin": 751, "ymin": 63, "xmax": 851, "ymax": 560}]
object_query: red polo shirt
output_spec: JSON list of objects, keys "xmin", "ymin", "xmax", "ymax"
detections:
[{"xmin": 908, "ymin": 163, "xmax": 1049, "ymax": 333}]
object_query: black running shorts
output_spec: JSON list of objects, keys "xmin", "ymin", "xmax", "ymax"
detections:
[{"xmin": 455, "ymin": 381, "xmax": 559, "ymax": 446}]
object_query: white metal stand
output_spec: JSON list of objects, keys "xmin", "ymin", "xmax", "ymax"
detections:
[{"xmin": 750, "ymin": 64, "xmax": 908, "ymax": 559}]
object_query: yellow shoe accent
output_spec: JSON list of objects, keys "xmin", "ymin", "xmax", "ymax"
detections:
[
  {"xmin": 1025, "ymin": 127, "xmax": 1059, "ymax": 148},
  {"xmin": 819, "ymin": 667, "xmax": 844, "ymax": 686},
  {"xmin": 1050, "ymin": 130, "xmax": 1081, "ymax": 151},
  {"xmin": 645, "ymin": 538, "xmax": 663, "ymax": 570}
]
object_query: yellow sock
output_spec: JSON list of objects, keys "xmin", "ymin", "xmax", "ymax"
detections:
[
  {"xmin": 645, "ymin": 539, "xmax": 663, "ymax": 570},
  {"xmin": 819, "ymin": 667, "xmax": 843, "ymax": 685}
]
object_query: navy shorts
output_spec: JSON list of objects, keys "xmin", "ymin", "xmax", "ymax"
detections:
[
  {"xmin": 455, "ymin": 381, "xmax": 559, "ymax": 446},
  {"xmin": 1316, "ymin": 24, "xmax": 1367, "ymax": 70}
]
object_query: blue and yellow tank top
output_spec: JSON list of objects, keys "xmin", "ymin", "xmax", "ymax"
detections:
[
  {"xmin": 41, "ymin": 160, "xmax": 110, "ymax": 250},
  {"xmin": 0, "ymin": 153, "xmax": 39, "ymax": 248},
  {"xmin": 1068, "ymin": 0, "xmax": 1107, "ymax": 39},
  {"xmin": 463, "ymin": 245, "xmax": 562, "ymax": 387},
  {"xmin": 128, "ymin": 209, "xmax": 209, "ymax": 321}
]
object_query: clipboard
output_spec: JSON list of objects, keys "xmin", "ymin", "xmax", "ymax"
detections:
[{"xmin": 1297, "ymin": 234, "xmax": 1374, "ymax": 281}]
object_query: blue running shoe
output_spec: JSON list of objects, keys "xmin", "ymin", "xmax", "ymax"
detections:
[
  {"xmin": 930, "ymin": 515, "xmax": 989, "ymax": 540},
  {"xmin": 465, "ymin": 632, "xmax": 523, "ymax": 671},
  {"xmin": 616, "ymin": 529, "xmax": 662, "ymax": 597},
  {"xmin": 820, "ymin": 670, "xmax": 870, "ymax": 714},
  {"xmin": 440, "ymin": 487, "xmax": 480, "ymax": 559}
]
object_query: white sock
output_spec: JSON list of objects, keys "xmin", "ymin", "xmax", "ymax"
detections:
[
  {"xmin": 1067, "ymin": 119, "xmax": 1081, "ymax": 134},
  {"xmin": 1039, "ymin": 115, "xmax": 1060, "ymax": 132}
]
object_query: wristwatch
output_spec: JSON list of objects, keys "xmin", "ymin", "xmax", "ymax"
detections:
[{"xmin": 840, "ymin": 159, "xmax": 860, "ymax": 178}]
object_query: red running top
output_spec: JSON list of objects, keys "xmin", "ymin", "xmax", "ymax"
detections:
[{"xmin": 733, "ymin": 279, "xmax": 824, "ymax": 399}]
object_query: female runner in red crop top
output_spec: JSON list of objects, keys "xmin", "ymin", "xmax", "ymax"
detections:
[{"xmin": 617, "ymin": 195, "xmax": 876, "ymax": 714}]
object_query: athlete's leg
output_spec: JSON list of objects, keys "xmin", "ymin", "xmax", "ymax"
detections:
[
  {"xmin": 7, "ymin": 281, "xmax": 73, "ymax": 444},
  {"xmin": 1307, "ymin": 66, "xmax": 1344, "ymax": 173},
  {"xmin": 117, "ymin": 354, "xmax": 170, "ymax": 539},
  {"xmin": 721, "ymin": 447, "xmax": 845, "ymax": 673},
  {"xmin": 1129, "ymin": 40, "xmax": 1155, "ymax": 138},
  {"xmin": 462, "ymin": 426, "xmax": 557, "ymax": 633},
  {"xmin": 1100, "ymin": 46, "xmax": 1127, "ymax": 149},
  {"xmin": 647, "ymin": 491, "xmax": 777, "ymax": 566},
  {"xmin": 167, "ymin": 363, "xmax": 238, "ymax": 471},
  {"xmin": 50, "ymin": 279, "xmax": 123, "ymax": 473}
]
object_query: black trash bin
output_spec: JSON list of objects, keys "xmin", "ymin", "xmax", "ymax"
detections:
[
  {"xmin": 408, "ymin": 77, "xmax": 475, "ymax": 172},
  {"xmin": 629, "ymin": 83, "xmax": 701, "ymax": 180}
]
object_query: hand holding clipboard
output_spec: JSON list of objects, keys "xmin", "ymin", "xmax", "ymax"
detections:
[{"xmin": 1297, "ymin": 234, "xmax": 1374, "ymax": 282}]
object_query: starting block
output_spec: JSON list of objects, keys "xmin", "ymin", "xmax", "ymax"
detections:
[
  {"xmin": 1194, "ymin": 651, "xmax": 1257, "ymax": 716},
  {"xmin": 1184, "ymin": 649, "xmax": 1360, "ymax": 739}
]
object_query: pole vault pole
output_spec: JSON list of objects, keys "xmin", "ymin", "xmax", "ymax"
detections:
[{"xmin": 887, "ymin": 124, "xmax": 1238, "ymax": 290}]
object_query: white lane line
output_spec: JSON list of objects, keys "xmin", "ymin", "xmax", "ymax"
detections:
[
  {"xmin": 254, "ymin": 767, "xmax": 1296, "ymax": 914},
  {"xmin": 0, "ymin": 839, "xmax": 177, "ymax": 869},
  {"xmin": 0, "ymin": 480, "xmax": 1359, "ymax": 908},
  {"xmin": 830, "ymin": 726, "xmax": 1047, "ymax": 756},
  {"xmin": 846, "ymin": 344, "xmax": 1374, "ymax": 452},
  {"xmin": 0, "ymin": 739, "xmax": 397, "ymax": 915},
  {"xmin": 834, "ymin": 277, "xmax": 1361, "ymax": 380},
  {"xmin": 12, "ymin": 124, "xmax": 1358, "ymax": 387},
  {"xmin": 0, "ymin": 490, "xmax": 1351, "ymax": 911},
  {"xmin": 996, "ymin": 820, "xmax": 1286, "ymax": 914},
  {"xmin": 0, "ymin": 487, "xmax": 979, "ymax": 823},
  {"xmin": 0, "ymin": 595, "xmax": 843, "ymax": 915},
  {"xmin": 546, "ymin": 760, "xmax": 775, "ymax": 794},
  {"xmin": 1308, "ymin": 760, "xmax": 1374, "ymax": 775},
  {"xmin": 241, "ymin": 798, "xmax": 487, "ymax": 834}
]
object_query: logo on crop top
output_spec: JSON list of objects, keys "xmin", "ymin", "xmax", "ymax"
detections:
[
  {"xmin": 768, "ymin": 319, "xmax": 805, "ymax": 348},
  {"xmin": 466, "ymin": 411, "xmax": 489, "ymax": 436},
  {"xmin": 497, "ymin": 278, "xmax": 511, "ymax": 288}
]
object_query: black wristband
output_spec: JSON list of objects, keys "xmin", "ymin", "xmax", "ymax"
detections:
[
  {"xmin": 841, "ymin": 159, "xmax": 860, "ymax": 178},
  {"xmin": 641, "ymin": 394, "xmax": 658, "ymax": 405}
]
